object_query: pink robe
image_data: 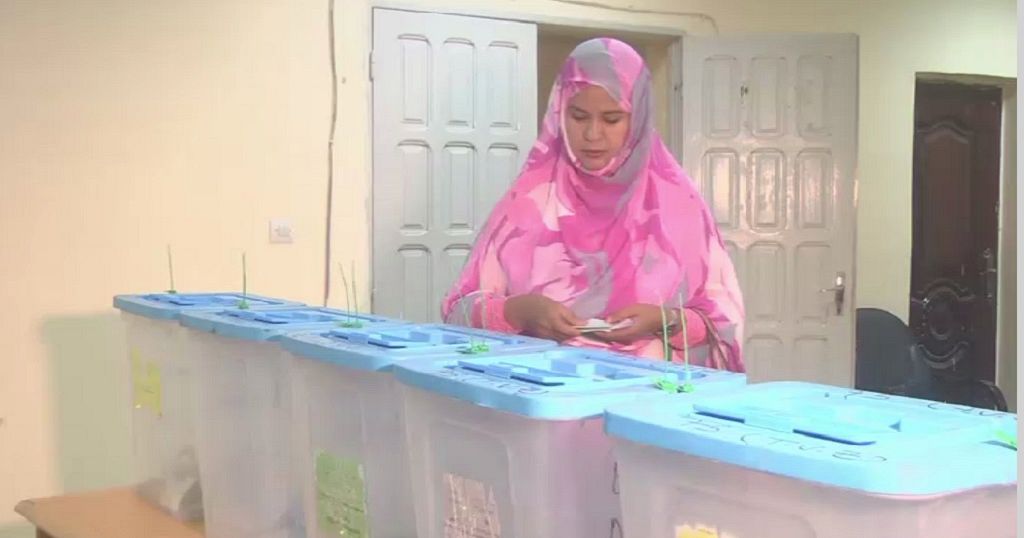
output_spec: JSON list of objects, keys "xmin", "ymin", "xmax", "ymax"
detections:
[{"xmin": 442, "ymin": 38, "xmax": 745, "ymax": 372}]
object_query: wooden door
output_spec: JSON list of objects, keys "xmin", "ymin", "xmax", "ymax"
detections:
[
  {"xmin": 910, "ymin": 80, "xmax": 1002, "ymax": 385},
  {"xmin": 682, "ymin": 34, "xmax": 859, "ymax": 385}
]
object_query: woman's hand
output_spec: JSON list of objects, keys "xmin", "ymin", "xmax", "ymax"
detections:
[
  {"xmin": 504, "ymin": 294, "xmax": 583, "ymax": 342},
  {"xmin": 591, "ymin": 304, "xmax": 676, "ymax": 344}
]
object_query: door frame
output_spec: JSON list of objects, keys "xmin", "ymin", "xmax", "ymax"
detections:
[
  {"xmin": 914, "ymin": 72, "xmax": 1017, "ymax": 408},
  {"xmin": 367, "ymin": 2, "xmax": 690, "ymax": 154},
  {"xmin": 370, "ymin": 1, "xmax": 691, "ymax": 38},
  {"xmin": 365, "ymin": 2, "xmax": 688, "ymax": 310}
]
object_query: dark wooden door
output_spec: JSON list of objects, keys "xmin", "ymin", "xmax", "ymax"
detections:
[{"xmin": 910, "ymin": 81, "xmax": 1002, "ymax": 387}]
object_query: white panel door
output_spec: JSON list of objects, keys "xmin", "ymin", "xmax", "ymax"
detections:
[
  {"xmin": 682, "ymin": 34, "xmax": 858, "ymax": 385},
  {"xmin": 371, "ymin": 9, "xmax": 538, "ymax": 322}
]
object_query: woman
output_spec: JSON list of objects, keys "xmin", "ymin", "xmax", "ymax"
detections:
[{"xmin": 442, "ymin": 38, "xmax": 745, "ymax": 371}]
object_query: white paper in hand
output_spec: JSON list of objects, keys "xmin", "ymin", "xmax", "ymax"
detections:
[{"xmin": 576, "ymin": 318, "xmax": 634, "ymax": 333}]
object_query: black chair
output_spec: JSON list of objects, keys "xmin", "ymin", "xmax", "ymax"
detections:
[
  {"xmin": 931, "ymin": 375, "xmax": 1009, "ymax": 411},
  {"xmin": 855, "ymin": 307, "xmax": 933, "ymax": 399},
  {"xmin": 856, "ymin": 307, "xmax": 1009, "ymax": 411}
]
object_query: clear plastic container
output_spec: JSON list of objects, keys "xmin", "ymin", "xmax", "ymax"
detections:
[
  {"xmin": 393, "ymin": 349, "xmax": 746, "ymax": 538},
  {"xmin": 280, "ymin": 324, "xmax": 556, "ymax": 538},
  {"xmin": 178, "ymin": 307, "xmax": 400, "ymax": 538},
  {"xmin": 112, "ymin": 292, "xmax": 301, "ymax": 520},
  {"xmin": 605, "ymin": 382, "xmax": 1018, "ymax": 538}
]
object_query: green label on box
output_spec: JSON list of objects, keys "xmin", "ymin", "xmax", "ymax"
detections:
[{"xmin": 316, "ymin": 450, "xmax": 369, "ymax": 537}]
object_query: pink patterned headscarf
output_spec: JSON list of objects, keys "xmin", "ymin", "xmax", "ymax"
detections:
[{"xmin": 443, "ymin": 38, "xmax": 745, "ymax": 371}]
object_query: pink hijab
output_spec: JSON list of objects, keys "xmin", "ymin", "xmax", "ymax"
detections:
[{"xmin": 443, "ymin": 38, "xmax": 745, "ymax": 371}]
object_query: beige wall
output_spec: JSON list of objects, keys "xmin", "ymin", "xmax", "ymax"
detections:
[
  {"xmin": 0, "ymin": 1, "xmax": 330, "ymax": 536},
  {"xmin": 0, "ymin": 0, "xmax": 1017, "ymax": 536}
]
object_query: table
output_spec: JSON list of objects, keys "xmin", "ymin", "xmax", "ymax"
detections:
[{"xmin": 14, "ymin": 488, "xmax": 203, "ymax": 538}]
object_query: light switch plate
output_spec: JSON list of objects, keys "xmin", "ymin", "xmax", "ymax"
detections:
[{"xmin": 269, "ymin": 218, "xmax": 293, "ymax": 244}]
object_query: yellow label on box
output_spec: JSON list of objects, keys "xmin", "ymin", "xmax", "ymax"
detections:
[
  {"xmin": 130, "ymin": 349, "xmax": 162, "ymax": 416},
  {"xmin": 676, "ymin": 524, "xmax": 727, "ymax": 538}
]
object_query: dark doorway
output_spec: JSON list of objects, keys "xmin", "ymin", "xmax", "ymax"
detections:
[{"xmin": 910, "ymin": 79, "xmax": 1003, "ymax": 404}]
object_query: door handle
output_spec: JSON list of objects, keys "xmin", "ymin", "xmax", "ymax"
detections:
[
  {"xmin": 981, "ymin": 248, "xmax": 997, "ymax": 302},
  {"xmin": 819, "ymin": 272, "xmax": 846, "ymax": 315}
]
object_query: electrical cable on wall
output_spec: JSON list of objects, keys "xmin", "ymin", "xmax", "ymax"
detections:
[
  {"xmin": 323, "ymin": 0, "xmax": 339, "ymax": 307},
  {"xmin": 549, "ymin": 0, "xmax": 720, "ymax": 34}
]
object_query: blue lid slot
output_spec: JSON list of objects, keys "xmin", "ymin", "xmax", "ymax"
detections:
[
  {"xmin": 987, "ymin": 439, "xmax": 1018, "ymax": 451},
  {"xmin": 280, "ymin": 324, "xmax": 555, "ymax": 373},
  {"xmin": 324, "ymin": 328, "xmax": 472, "ymax": 349},
  {"xmin": 690, "ymin": 393, "xmax": 996, "ymax": 447},
  {"xmin": 695, "ymin": 400, "xmax": 913, "ymax": 446},
  {"xmin": 220, "ymin": 310, "xmax": 290, "ymax": 324},
  {"xmin": 178, "ymin": 306, "xmax": 403, "ymax": 342},
  {"xmin": 604, "ymin": 382, "xmax": 1017, "ymax": 495},
  {"xmin": 114, "ymin": 292, "xmax": 303, "ymax": 320},
  {"xmin": 392, "ymin": 347, "xmax": 746, "ymax": 420},
  {"xmin": 141, "ymin": 292, "xmax": 286, "ymax": 308},
  {"xmin": 451, "ymin": 356, "xmax": 675, "ymax": 387},
  {"xmin": 454, "ymin": 361, "xmax": 586, "ymax": 387},
  {"xmin": 220, "ymin": 309, "xmax": 348, "ymax": 325},
  {"xmin": 146, "ymin": 294, "xmax": 206, "ymax": 306}
]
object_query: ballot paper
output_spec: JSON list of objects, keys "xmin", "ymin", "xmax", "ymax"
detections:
[{"xmin": 576, "ymin": 318, "xmax": 634, "ymax": 333}]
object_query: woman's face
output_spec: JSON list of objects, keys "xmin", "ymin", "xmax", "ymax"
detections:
[{"xmin": 565, "ymin": 85, "xmax": 631, "ymax": 171}]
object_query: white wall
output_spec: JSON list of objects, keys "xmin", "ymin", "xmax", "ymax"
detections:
[{"xmin": 0, "ymin": 1, "xmax": 331, "ymax": 536}]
